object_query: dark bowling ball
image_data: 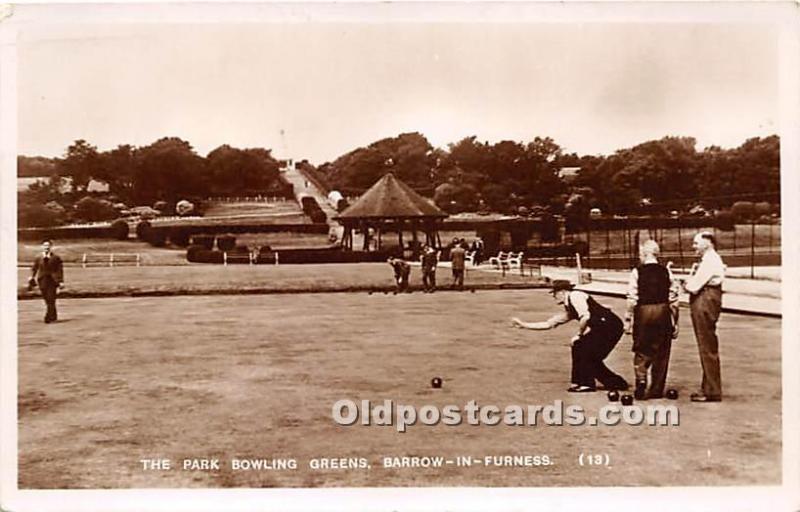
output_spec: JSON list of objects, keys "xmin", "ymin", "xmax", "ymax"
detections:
[
  {"xmin": 607, "ymin": 390, "xmax": 620, "ymax": 402},
  {"xmin": 666, "ymin": 389, "xmax": 679, "ymax": 400},
  {"xmin": 620, "ymin": 394, "xmax": 634, "ymax": 406},
  {"xmin": 470, "ymin": 288, "xmax": 476, "ymax": 293},
  {"xmin": 368, "ymin": 291, "xmax": 373, "ymax": 295},
  {"xmin": 431, "ymin": 377, "xmax": 443, "ymax": 389}
]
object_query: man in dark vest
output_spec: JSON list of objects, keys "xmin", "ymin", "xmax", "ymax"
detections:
[
  {"xmin": 30, "ymin": 239, "xmax": 65, "ymax": 323},
  {"xmin": 511, "ymin": 280, "xmax": 629, "ymax": 392},
  {"xmin": 420, "ymin": 245, "xmax": 438, "ymax": 293},
  {"xmin": 624, "ymin": 240, "xmax": 680, "ymax": 400}
]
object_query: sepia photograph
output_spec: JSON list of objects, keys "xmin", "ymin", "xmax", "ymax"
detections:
[{"xmin": 1, "ymin": 2, "xmax": 799, "ymax": 511}]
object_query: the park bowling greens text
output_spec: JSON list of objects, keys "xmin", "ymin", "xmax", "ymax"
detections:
[{"xmin": 332, "ymin": 399, "xmax": 679, "ymax": 432}]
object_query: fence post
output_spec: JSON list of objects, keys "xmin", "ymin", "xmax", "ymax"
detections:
[
  {"xmin": 109, "ymin": 253, "xmax": 114, "ymax": 268},
  {"xmin": 750, "ymin": 221, "xmax": 756, "ymax": 279},
  {"xmin": 82, "ymin": 253, "xmax": 87, "ymax": 269},
  {"xmin": 223, "ymin": 252, "xmax": 228, "ymax": 266}
]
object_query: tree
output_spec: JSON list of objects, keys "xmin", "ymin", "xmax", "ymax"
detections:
[
  {"xmin": 98, "ymin": 144, "xmax": 138, "ymax": 200},
  {"xmin": 133, "ymin": 137, "xmax": 208, "ymax": 203},
  {"xmin": 58, "ymin": 139, "xmax": 102, "ymax": 192},
  {"xmin": 206, "ymin": 145, "xmax": 281, "ymax": 195}
]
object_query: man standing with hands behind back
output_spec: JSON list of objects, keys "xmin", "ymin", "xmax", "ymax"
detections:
[
  {"xmin": 30, "ymin": 239, "xmax": 64, "ymax": 324},
  {"xmin": 683, "ymin": 232, "xmax": 725, "ymax": 403}
]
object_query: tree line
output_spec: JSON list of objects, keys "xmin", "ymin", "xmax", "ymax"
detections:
[
  {"xmin": 315, "ymin": 132, "xmax": 779, "ymax": 217},
  {"xmin": 19, "ymin": 132, "xmax": 779, "ymax": 228},
  {"xmin": 18, "ymin": 137, "xmax": 289, "ymax": 226}
]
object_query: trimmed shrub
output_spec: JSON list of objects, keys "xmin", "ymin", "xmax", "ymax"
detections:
[
  {"xmin": 148, "ymin": 228, "xmax": 167, "ymax": 247},
  {"xmin": 190, "ymin": 234, "xmax": 215, "ymax": 250},
  {"xmin": 186, "ymin": 248, "xmax": 224, "ymax": 263},
  {"xmin": 110, "ymin": 219, "xmax": 129, "ymax": 240},
  {"xmin": 217, "ymin": 234, "xmax": 236, "ymax": 252},
  {"xmin": 168, "ymin": 227, "xmax": 191, "ymax": 247},
  {"xmin": 74, "ymin": 196, "xmax": 118, "ymax": 222},
  {"xmin": 714, "ymin": 210, "xmax": 735, "ymax": 231},
  {"xmin": 309, "ymin": 210, "xmax": 327, "ymax": 223},
  {"xmin": 136, "ymin": 220, "xmax": 152, "ymax": 240},
  {"xmin": 731, "ymin": 201, "xmax": 755, "ymax": 223}
]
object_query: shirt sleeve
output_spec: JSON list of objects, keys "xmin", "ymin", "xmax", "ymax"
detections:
[
  {"xmin": 667, "ymin": 267, "xmax": 680, "ymax": 307},
  {"xmin": 547, "ymin": 311, "xmax": 572, "ymax": 327},
  {"xmin": 684, "ymin": 254, "xmax": 720, "ymax": 294},
  {"xmin": 625, "ymin": 268, "xmax": 639, "ymax": 321}
]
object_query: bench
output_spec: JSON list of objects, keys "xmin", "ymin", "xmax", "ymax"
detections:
[{"xmin": 82, "ymin": 253, "xmax": 140, "ymax": 268}]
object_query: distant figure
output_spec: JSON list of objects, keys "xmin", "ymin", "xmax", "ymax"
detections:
[
  {"xmin": 387, "ymin": 256, "xmax": 411, "ymax": 293},
  {"xmin": 624, "ymin": 240, "xmax": 680, "ymax": 400},
  {"xmin": 450, "ymin": 242, "xmax": 466, "ymax": 290},
  {"xmin": 30, "ymin": 239, "xmax": 64, "ymax": 323},
  {"xmin": 511, "ymin": 280, "xmax": 629, "ymax": 392},
  {"xmin": 420, "ymin": 245, "xmax": 439, "ymax": 293},
  {"xmin": 471, "ymin": 237, "xmax": 484, "ymax": 265},
  {"xmin": 683, "ymin": 232, "xmax": 726, "ymax": 403}
]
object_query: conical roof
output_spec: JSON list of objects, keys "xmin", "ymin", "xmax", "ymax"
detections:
[{"xmin": 335, "ymin": 173, "xmax": 447, "ymax": 219}]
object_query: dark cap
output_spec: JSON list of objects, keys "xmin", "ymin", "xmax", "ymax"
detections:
[{"xmin": 551, "ymin": 279, "xmax": 575, "ymax": 294}]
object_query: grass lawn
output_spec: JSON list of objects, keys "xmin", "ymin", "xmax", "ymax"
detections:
[
  {"xmin": 17, "ymin": 263, "xmax": 543, "ymax": 297},
  {"xmin": 18, "ymin": 291, "xmax": 780, "ymax": 488}
]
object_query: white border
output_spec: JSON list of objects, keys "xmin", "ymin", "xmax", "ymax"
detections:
[{"xmin": 1, "ymin": 2, "xmax": 799, "ymax": 511}]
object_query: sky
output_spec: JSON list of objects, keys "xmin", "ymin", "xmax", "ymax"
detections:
[{"xmin": 17, "ymin": 20, "xmax": 779, "ymax": 165}]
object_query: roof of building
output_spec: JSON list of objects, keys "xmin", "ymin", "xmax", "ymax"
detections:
[{"xmin": 335, "ymin": 173, "xmax": 447, "ymax": 220}]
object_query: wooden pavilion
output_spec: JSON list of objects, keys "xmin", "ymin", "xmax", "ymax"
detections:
[{"xmin": 334, "ymin": 173, "xmax": 448, "ymax": 257}]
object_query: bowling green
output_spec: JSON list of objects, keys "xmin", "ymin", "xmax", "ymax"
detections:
[{"xmin": 18, "ymin": 290, "xmax": 781, "ymax": 487}]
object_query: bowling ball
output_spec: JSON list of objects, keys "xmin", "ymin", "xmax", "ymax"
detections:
[
  {"xmin": 368, "ymin": 291, "xmax": 373, "ymax": 295},
  {"xmin": 607, "ymin": 390, "xmax": 620, "ymax": 402},
  {"xmin": 620, "ymin": 394, "xmax": 634, "ymax": 406},
  {"xmin": 666, "ymin": 389, "xmax": 679, "ymax": 400},
  {"xmin": 470, "ymin": 289, "xmax": 476, "ymax": 293},
  {"xmin": 431, "ymin": 377, "xmax": 443, "ymax": 389}
]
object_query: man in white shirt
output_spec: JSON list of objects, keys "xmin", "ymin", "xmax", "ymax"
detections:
[{"xmin": 683, "ymin": 232, "xmax": 725, "ymax": 402}]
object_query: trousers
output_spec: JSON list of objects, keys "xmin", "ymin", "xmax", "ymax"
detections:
[
  {"xmin": 632, "ymin": 303, "xmax": 673, "ymax": 397},
  {"xmin": 422, "ymin": 269, "xmax": 436, "ymax": 291},
  {"xmin": 570, "ymin": 313, "xmax": 628, "ymax": 389},
  {"xmin": 38, "ymin": 277, "xmax": 59, "ymax": 323},
  {"xmin": 690, "ymin": 286, "xmax": 722, "ymax": 398}
]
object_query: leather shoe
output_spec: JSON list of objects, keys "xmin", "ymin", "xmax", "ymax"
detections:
[
  {"xmin": 567, "ymin": 385, "xmax": 596, "ymax": 393},
  {"xmin": 690, "ymin": 393, "xmax": 721, "ymax": 402}
]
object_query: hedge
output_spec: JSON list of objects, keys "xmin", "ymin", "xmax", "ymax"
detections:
[
  {"xmin": 135, "ymin": 220, "xmax": 152, "ymax": 240},
  {"xmin": 18, "ymin": 223, "xmax": 123, "ymax": 241},
  {"xmin": 149, "ymin": 222, "xmax": 329, "ymax": 236},
  {"xmin": 186, "ymin": 247, "xmax": 225, "ymax": 264},
  {"xmin": 191, "ymin": 234, "xmax": 215, "ymax": 250},
  {"xmin": 217, "ymin": 234, "xmax": 236, "ymax": 252},
  {"xmin": 186, "ymin": 246, "xmax": 397, "ymax": 265},
  {"xmin": 110, "ymin": 219, "xmax": 129, "ymax": 240},
  {"xmin": 168, "ymin": 227, "xmax": 191, "ymax": 247}
]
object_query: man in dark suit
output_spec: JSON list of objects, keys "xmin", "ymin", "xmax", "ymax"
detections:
[{"xmin": 30, "ymin": 239, "xmax": 64, "ymax": 323}]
